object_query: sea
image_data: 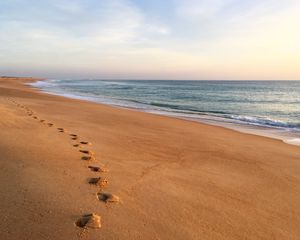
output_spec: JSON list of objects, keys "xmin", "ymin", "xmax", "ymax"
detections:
[{"xmin": 30, "ymin": 79, "xmax": 300, "ymax": 146}]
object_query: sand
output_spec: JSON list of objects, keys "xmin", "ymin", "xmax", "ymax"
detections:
[{"xmin": 0, "ymin": 77, "xmax": 300, "ymax": 240}]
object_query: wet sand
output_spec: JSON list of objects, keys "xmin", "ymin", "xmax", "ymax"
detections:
[{"xmin": 0, "ymin": 77, "xmax": 300, "ymax": 240}]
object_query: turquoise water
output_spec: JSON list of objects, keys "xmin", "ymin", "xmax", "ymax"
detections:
[{"xmin": 31, "ymin": 80, "xmax": 300, "ymax": 145}]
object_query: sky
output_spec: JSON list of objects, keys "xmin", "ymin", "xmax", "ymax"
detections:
[{"xmin": 0, "ymin": 0, "xmax": 299, "ymax": 80}]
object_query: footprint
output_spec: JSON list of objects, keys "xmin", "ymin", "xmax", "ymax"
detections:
[
  {"xmin": 88, "ymin": 166, "xmax": 108, "ymax": 173},
  {"xmin": 76, "ymin": 214, "xmax": 101, "ymax": 229},
  {"xmin": 82, "ymin": 156, "xmax": 95, "ymax": 161},
  {"xmin": 57, "ymin": 128, "xmax": 66, "ymax": 133},
  {"xmin": 88, "ymin": 177, "xmax": 108, "ymax": 188},
  {"xmin": 73, "ymin": 144, "xmax": 80, "ymax": 147},
  {"xmin": 80, "ymin": 141, "xmax": 91, "ymax": 145},
  {"xmin": 70, "ymin": 134, "xmax": 78, "ymax": 139},
  {"xmin": 40, "ymin": 120, "xmax": 45, "ymax": 123},
  {"xmin": 47, "ymin": 123, "xmax": 54, "ymax": 127},
  {"xmin": 79, "ymin": 150, "xmax": 93, "ymax": 155},
  {"xmin": 97, "ymin": 192, "xmax": 120, "ymax": 203}
]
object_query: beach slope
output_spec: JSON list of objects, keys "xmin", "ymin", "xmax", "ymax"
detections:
[{"xmin": 0, "ymin": 77, "xmax": 300, "ymax": 240}]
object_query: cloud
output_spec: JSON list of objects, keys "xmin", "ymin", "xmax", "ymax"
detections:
[
  {"xmin": 0, "ymin": 0, "xmax": 169, "ymax": 56},
  {"xmin": 0, "ymin": 0, "xmax": 299, "ymax": 79}
]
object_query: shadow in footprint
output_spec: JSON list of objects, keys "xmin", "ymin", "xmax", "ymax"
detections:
[
  {"xmin": 88, "ymin": 177, "xmax": 108, "ymax": 188},
  {"xmin": 97, "ymin": 192, "xmax": 120, "ymax": 203},
  {"xmin": 57, "ymin": 128, "xmax": 65, "ymax": 133},
  {"xmin": 82, "ymin": 156, "xmax": 95, "ymax": 161},
  {"xmin": 80, "ymin": 141, "xmax": 91, "ymax": 145},
  {"xmin": 88, "ymin": 165, "xmax": 108, "ymax": 173},
  {"xmin": 79, "ymin": 150, "xmax": 93, "ymax": 155},
  {"xmin": 76, "ymin": 214, "xmax": 101, "ymax": 229}
]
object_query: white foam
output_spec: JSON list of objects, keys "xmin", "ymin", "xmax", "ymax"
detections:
[
  {"xmin": 28, "ymin": 80, "xmax": 58, "ymax": 88},
  {"xmin": 284, "ymin": 138, "xmax": 300, "ymax": 146}
]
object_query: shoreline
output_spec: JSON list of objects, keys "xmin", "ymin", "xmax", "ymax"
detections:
[
  {"xmin": 1, "ymin": 77, "xmax": 300, "ymax": 239},
  {"xmin": 29, "ymin": 79, "xmax": 300, "ymax": 147}
]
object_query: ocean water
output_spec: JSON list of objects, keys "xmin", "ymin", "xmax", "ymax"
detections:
[{"xmin": 30, "ymin": 80, "xmax": 300, "ymax": 146}]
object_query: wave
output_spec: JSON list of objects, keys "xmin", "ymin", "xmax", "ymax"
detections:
[
  {"xmin": 284, "ymin": 138, "xmax": 300, "ymax": 146},
  {"xmin": 121, "ymin": 100, "xmax": 300, "ymax": 130},
  {"xmin": 29, "ymin": 79, "xmax": 300, "ymax": 134},
  {"xmin": 29, "ymin": 79, "xmax": 59, "ymax": 88},
  {"xmin": 225, "ymin": 115, "xmax": 300, "ymax": 130}
]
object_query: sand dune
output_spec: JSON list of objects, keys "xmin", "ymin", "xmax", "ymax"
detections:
[{"xmin": 0, "ymin": 77, "xmax": 300, "ymax": 239}]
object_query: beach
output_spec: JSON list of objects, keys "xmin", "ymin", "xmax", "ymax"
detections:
[{"xmin": 1, "ymin": 77, "xmax": 300, "ymax": 239}]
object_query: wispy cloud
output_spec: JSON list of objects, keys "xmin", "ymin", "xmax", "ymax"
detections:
[
  {"xmin": 0, "ymin": 0, "xmax": 170, "ymax": 69},
  {"xmin": 0, "ymin": 0, "xmax": 299, "ymax": 79}
]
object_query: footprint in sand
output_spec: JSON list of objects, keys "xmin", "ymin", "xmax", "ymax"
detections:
[
  {"xmin": 73, "ymin": 144, "xmax": 80, "ymax": 148},
  {"xmin": 82, "ymin": 155, "xmax": 95, "ymax": 161},
  {"xmin": 70, "ymin": 134, "xmax": 79, "ymax": 140},
  {"xmin": 79, "ymin": 150, "xmax": 94, "ymax": 155},
  {"xmin": 80, "ymin": 141, "xmax": 91, "ymax": 145},
  {"xmin": 88, "ymin": 177, "xmax": 108, "ymax": 188},
  {"xmin": 88, "ymin": 165, "xmax": 108, "ymax": 173},
  {"xmin": 57, "ymin": 128, "xmax": 66, "ymax": 133},
  {"xmin": 76, "ymin": 214, "xmax": 101, "ymax": 229},
  {"xmin": 97, "ymin": 192, "xmax": 120, "ymax": 203},
  {"xmin": 47, "ymin": 123, "xmax": 54, "ymax": 127},
  {"xmin": 40, "ymin": 120, "xmax": 45, "ymax": 123}
]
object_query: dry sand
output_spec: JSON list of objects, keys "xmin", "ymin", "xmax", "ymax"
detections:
[{"xmin": 0, "ymin": 77, "xmax": 300, "ymax": 240}]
